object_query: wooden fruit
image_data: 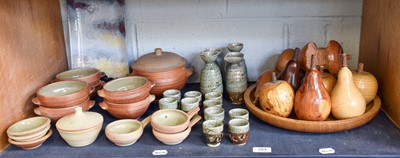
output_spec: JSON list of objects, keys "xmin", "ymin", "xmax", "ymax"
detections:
[
  {"xmin": 298, "ymin": 40, "xmax": 351, "ymax": 75},
  {"xmin": 331, "ymin": 54, "xmax": 366, "ymax": 119},
  {"xmin": 275, "ymin": 48, "xmax": 295, "ymax": 72},
  {"xmin": 352, "ymin": 63, "xmax": 378, "ymax": 104},
  {"xmin": 318, "ymin": 65, "xmax": 336, "ymax": 94},
  {"xmin": 259, "ymin": 72, "xmax": 294, "ymax": 118},
  {"xmin": 277, "ymin": 48, "xmax": 304, "ymax": 91},
  {"xmin": 253, "ymin": 69, "xmax": 279, "ymax": 104},
  {"xmin": 294, "ymin": 55, "xmax": 331, "ymax": 121}
]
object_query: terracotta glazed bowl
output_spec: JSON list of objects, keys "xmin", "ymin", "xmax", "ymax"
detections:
[
  {"xmin": 153, "ymin": 115, "xmax": 201, "ymax": 145},
  {"xmin": 150, "ymin": 107, "xmax": 200, "ymax": 134},
  {"xmin": 8, "ymin": 124, "xmax": 50, "ymax": 142},
  {"xmin": 98, "ymin": 76, "xmax": 154, "ymax": 104},
  {"xmin": 7, "ymin": 117, "xmax": 50, "ymax": 137},
  {"xmin": 105, "ymin": 116, "xmax": 151, "ymax": 146},
  {"xmin": 99, "ymin": 95, "xmax": 155, "ymax": 119},
  {"xmin": 8, "ymin": 129, "xmax": 53, "ymax": 150},
  {"xmin": 130, "ymin": 48, "xmax": 193, "ymax": 96},
  {"xmin": 32, "ymin": 80, "xmax": 90, "ymax": 108},
  {"xmin": 55, "ymin": 68, "xmax": 101, "ymax": 87},
  {"xmin": 34, "ymin": 98, "xmax": 95, "ymax": 122}
]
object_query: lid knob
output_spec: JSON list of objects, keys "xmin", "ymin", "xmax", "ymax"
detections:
[
  {"xmin": 155, "ymin": 48, "xmax": 163, "ymax": 56},
  {"xmin": 74, "ymin": 107, "xmax": 83, "ymax": 116}
]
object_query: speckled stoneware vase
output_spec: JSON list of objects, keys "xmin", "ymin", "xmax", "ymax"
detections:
[
  {"xmin": 224, "ymin": 52, "xmax": 247, "ymax": 104},
  {"xmin": 200, "ymin": 50, "xmax": 223, "ymax": 95},
  {"xmin": 202, "ymin": 120, "xmax": 224, "ymax": 147}
]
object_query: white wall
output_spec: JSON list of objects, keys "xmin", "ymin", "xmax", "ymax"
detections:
[{"xmin": 61, "ymin": 0, "xmax": 363, "ymax": 82}]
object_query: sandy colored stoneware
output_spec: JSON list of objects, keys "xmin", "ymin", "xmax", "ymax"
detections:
[
  {"xmin": 56, "ymin": 107, "xmax": 103, "ymax": 132},
  {"xmin": 151, "ymin": 107, "xmax": 200, "ymax": 134},
  {"xmin": 34, "ymin": 98, "xmax": 95, "ymax": 122},
  {"xmin": 259, "ymin": 72, "xmax": 294, "ymax": 118},
  {"xmin": 8, "ymin": 129, "xmax": 53, "ymax": 150},
  {"xmin": 98, "ymin": 76, "xmax": 154, "ymax": 104},
  {"xmin": 204, "ymin": 106, "xmax": 225, "ymax": 122},
  {"xmin": 244, "ymin": 84, "xmax": 381, "ymax": 133},
  {"xmin": 7, "ymin": 117, "xmax": 51, "ymax": 137},
  {"xmin": 153, "ymin": 115, "xmax": 201, "ymax": 145},
  {"xmin": 105, "ymin": 116, "xmax": 151, "ymax": 146},
  {"xmin": 275, "ymin": 48, "xmax": 295, "ymax": 72},
  {"xmin": 163, "ymin": 89, "xmax": 181, "ymax": 103},
  {"xmin": 32, "ymin": 80, "xmax": 90, "ymax": 108},
  {"xmin": 229, "ymin": 108, "xmax": 249, "ymax": 120},
  {"xmin": 204, "ymin": 92, "xmax": 223, "ymax": 102},
  {"xmin": 181, "ymin": 97, "xmax": 200, "ymax": 112},
  {"xmin": 131, "ymin": 48, "xmax": 193, "ymax": 96},
  {"xmin": 203, "ymin": 100, "xmax": 223, "ymax": 109},
  {"xmin": 331, "ymin": 54, "xmax": 366, "ymax": 119},
  {"xmin": 352, "ymin": 63, "xmax": 378, "ymax": 104},
  {"xmin": 55, "ymin": 68, "xmax": 101, "ymax": 88},
  {"xmin": 159, "ymin": 97, "xmax": 178, "ymax": 109},
  {"xmin": 99, "ymin": 95, "xmax": 155, "ymax": 119},
  {"xmin": 225, "ymin": 52, "xmax": 247, "ymax": 104},
  {"xmin": 58, "ymin": 124, "xmax": 102, "ymax": 147},
  {"xmin": 184, "ymin": 91, "xmax": 202, "ymax": 103},
  {"xmin": 8, "ymin": 124, "xmax": 50, "ymax": 142}
]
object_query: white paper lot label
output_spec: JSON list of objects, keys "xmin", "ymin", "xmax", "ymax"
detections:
[
  {"xmin": 152, "ymin": 150, "xmax": 168, "ymax": 156},
  {"xmin": 253, "ymin": 147, "xmax": 272, "ymax": 153},
  {"xmin": 319, "ymin": 148, "xmax": 335, "ymax": 154}
]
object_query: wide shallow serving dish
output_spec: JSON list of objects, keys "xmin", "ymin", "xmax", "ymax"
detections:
[{"xmin": 244, "ymin": 84, "xmax": 381, "ymax": 133}]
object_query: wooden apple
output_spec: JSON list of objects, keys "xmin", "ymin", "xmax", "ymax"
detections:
[
  {"xmin": 253, "ymin": 69, "xmax": 279, "ymax": 104},
  {"xmin": 352, "ymin": 63, "xmax": 378, "ymax": 104}
]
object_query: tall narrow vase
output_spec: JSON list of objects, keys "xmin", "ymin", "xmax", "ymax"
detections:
[
  {"xmin": 200, "ymin": 49, "xmax": 223, "ymax": 95},
  {"xmin": 225, "ymin": 52, "xmax": 247, "ymax": 104}
]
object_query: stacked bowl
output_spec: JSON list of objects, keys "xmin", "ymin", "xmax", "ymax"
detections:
[
  {"xmin": 56, "ymin": 107, "xmax": 103, "ymax": 147},
  {"xmin": 150, "ymin": 107, "xmax": 201, "ymax": 145},
  {"xmin": 55, "ymin": 68, "xmax": 103, "ymax": 98},
  {"xmin": 98, "ymin": 76, "xmax": 155, "ymax": 119},
  {"xmin": 7, "ymin": 117, "xmax": 52, "ymax": 150},
  {"xmin": 32, "ymin": 80, "xmax": 95, "ymax": 122}
]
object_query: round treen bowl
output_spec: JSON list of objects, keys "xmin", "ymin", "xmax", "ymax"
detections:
[
  {"xmin": 57, "ymin": 124, "xmax": 102, "ymax": 147},
  {"xmin": 150, "ymin": 107, "xmax": 200, "ymax": 134},
  {"xmin": 7, "ymin": 117, "xmax": 51, "ymax": 137},
  {"xmin": 8, "ymin": 129, "xmax": 53, "ymax": 150},
  {"xmin": 32, "ymin": 80, "xmax": 90, "ymax": 108},
  {"xmin": 97, "ymin": 76, "xmax": 154, "ymax": 104},
  {"xmin": 34, "ymin": 98, "xmax": 95, "ymax": 122},
  {"xmin": 99, "ymin": 95, "xmax": 155, "ymax": 119},
  {"xmin": 55, "ymin": 68, "xmax": 101, "ymax": 88},
  {"xmin": 8, "ymin": 124, "xmax": 50, "ymax": 142},
  {"xmin": 152, "ymin": 115, "xmax": 201, "ymax": 145},
  {"xmin": 244, "ymin": 84, "xmax": 381, "ymax": 133},
  {"xmin": 105, "ymin": 116, "xmax": 151, "ymax": 146}
]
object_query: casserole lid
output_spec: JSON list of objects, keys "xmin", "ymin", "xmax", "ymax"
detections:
[
  {"xmin": 131, "ymin": 48, "xmax": 187, "ymax": 72},
  {"xmin": 56, "ymin": 107, "xmax": 103, "ymax": 131}
]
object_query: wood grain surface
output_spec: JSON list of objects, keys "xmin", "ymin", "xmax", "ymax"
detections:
[
  {"xmin": 359, "ymin": 0, "xmax": 400, "ymax": 128},
  {"xmin": 0, "ymin": 0, "xmax": 67, "ymax": 151}
]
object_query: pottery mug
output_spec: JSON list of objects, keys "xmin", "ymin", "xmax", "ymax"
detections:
[
  {"xmin": 204, "ymin": 106, "xmax": 224, "ymax": 122},
  {"xmin": 204, "ymin": 92, "xmax": 223, "ymax": 103},
  {"xmin": 203, "ymin": 100, "xmax": 223, "ymax": 109},
  {"xmin": 163, "ymin": 89, "xmax": 181, "ymax": 102},
  {"xmin": 228, "ymin": 118, "xmax": 249, "ymax": 146},
  {"xmin": 202, "ymin": 120, "xmax": 223, "ymax": 147},
  {"xmin": 228, "ymin": 108, "xmax": 249, "ymax": 120},
  {"xmin": 184, "ymin": 91, "xmax": 202, "ymax": 103},
  {"xmin": 159, "ymin": 97, "xmax": 178, "ymax": 109},
  {"xmin": 181, "ymin": 97, "xmax": 200, "ymax": 112}
]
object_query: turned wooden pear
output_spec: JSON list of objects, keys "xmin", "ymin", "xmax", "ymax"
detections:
[
  {"xmin": 352, "ymin": 63, "xmax": 378, "ymax": 104},
  {"xmin": 294, "ymin": 55, "xmax": 331, "ymax": 121},
  {"xmin": 318, "ymin": 65, "xmax": 336, "ymax": 94},
  {"xmin": 277, "ymin": 47, "xmax": 304, "ymax": 91},
  {"xmin": 254, "ymin": 69, "xmax": 279, "ymax": 104},
  {"xmin": 259, "ymin": 72, "xmax": 294, "ymax": 117},
  {"xmin": 275, "ymin": 48, "xmax": 295, "ymax": 72},
  {"xmin": 331, "ymin": 54, "xmax": 366, "ymax": 119}
]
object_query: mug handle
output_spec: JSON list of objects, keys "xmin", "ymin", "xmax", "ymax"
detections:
[
  {"xmin": 97, "ymin": 89, "xmax": 106, "ymax": 98},
  {"xmin": 147, "ymin": 95, "xmax": 156, "ymax": 103},
  {"xmin": 32, "ymin": 97, "xmax": 41, "ymax": 105},
  {"xmin": 149, "ymin": 81, "xmax": 156, "ymax": 88},
  {"xmin": 186, "ymin": 68, "xmax": 193, "ymax": 77},
  {"xmin": 189, "ymin": 115, "xmax": 202, "ymax": 128},
  {"xmin": 34, "ymin": 108, "xmax": 42, "ymax": 116},
  {"xmin": 99, "ymin": 102, "xmax": 108, "ymax": 110},
  {"xmin": 141, "ymin": 115, "xmax": 152, "ymax": 128},
  {"xmin": 186, "ymin": 106, "xmax": 200, "ymax": 119}
]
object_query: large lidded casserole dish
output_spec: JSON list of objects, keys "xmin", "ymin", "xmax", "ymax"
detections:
[{"xmin": 130, "ymin": 48, "xmax": 193, "ymax": 96}]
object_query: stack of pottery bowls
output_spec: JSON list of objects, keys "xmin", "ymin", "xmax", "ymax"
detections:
[
  {"xmin": 7, "ymin": 117, "xmax": 52, "ymax": 150},
  {"xmin": 56, "ymin": 107, "xmax": 103, "ymax": 147},
  {"xmin": 150, "ymin": 107, "xmax": 201, "ymax": 145},
  {"xmin": 55, "ymin": 68, "xmax": 103, "ymax": 98},
  {"xmin": 32, "ymin": 80, "xmax": 95, "ymax": 122},
  {"xmin": 98, "ymin": 76, "xmax": 155, "ymax": 119}
]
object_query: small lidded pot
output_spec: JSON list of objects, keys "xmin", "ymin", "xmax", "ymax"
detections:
[{"xmin": 131, "ymin": 48, "xmax": 193, "ymax": 97}]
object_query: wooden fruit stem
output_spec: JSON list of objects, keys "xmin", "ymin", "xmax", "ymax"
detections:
[
  {"xmin": 342, "ymin": 54, "xmax": 348, "ymax": 67},
  {"xmin": 318, "ymin": 65, "xmax": 325, "ymax": 74},
  {"xmin": 310, "ymin": 54, "xmax": 316, "ymax": 69},
  {"xmin": 292, "ymin": 47, "xmax": 300, "ymax": 61},
  {"xmin": 357, "ymin": 63, "xmax": 364, "ymax": 73},
  {"xmin": 272, "ymin": 72, "xmax": 277, "ymax": 83}
]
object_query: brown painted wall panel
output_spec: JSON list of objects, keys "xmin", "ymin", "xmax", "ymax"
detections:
[
  {"xmin": 359, "ymin": 0, "xmax": 400, "ymax": 127},
  {"xmin": 0, "ymin": 0, "xmax": 67, "ymax": 151}
]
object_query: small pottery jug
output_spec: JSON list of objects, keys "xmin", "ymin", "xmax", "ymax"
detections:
[
  {"xmin": 200, "ymin": 49, "xmax": 223, "ymax": 95},
  {"xmin": 226, "ymin": 43, "xmax": 248, "ymax": 80},
  {"xmin": 224, "ymin": 52, "xmax": 247, "ymax": 104}
]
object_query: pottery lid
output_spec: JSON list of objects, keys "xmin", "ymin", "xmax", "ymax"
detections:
[
  {"xmin": 56, "ymin": 107, "xmax": 103, "ymax": 131},
  {"xmin": 131, "ymin": 48, "xmax": 187, "ymax": 72}
]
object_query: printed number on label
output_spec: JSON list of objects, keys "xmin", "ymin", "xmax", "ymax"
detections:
[
  {"xmin": 152, "ymin": 150, "xmax": 168, "ymax": 156},
  {"xmin": 253, "ymin": 147, "xmax": 272, "ymax": 153},
  {"xmin": 319, "ymin": 148, "xmax": 335, "ymax": 154}
]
